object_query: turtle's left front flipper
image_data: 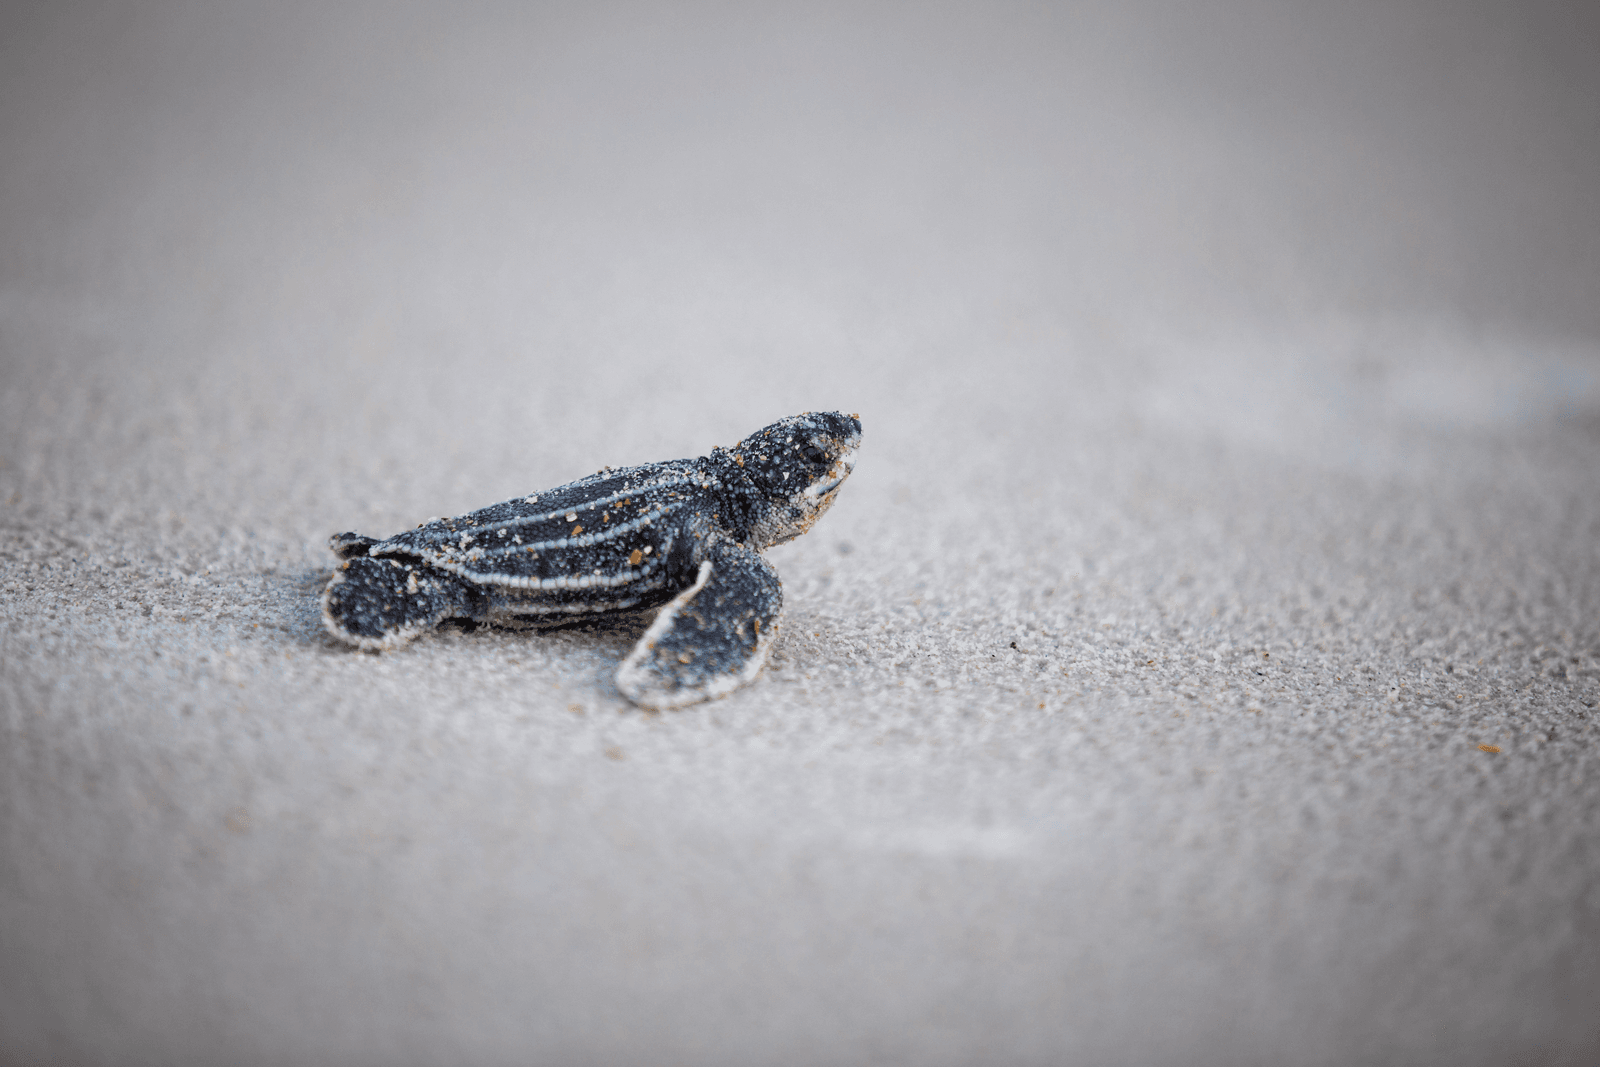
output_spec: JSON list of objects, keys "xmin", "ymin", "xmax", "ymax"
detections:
[{"xmin": 615, "ymin": 537, "xmax": 782, "ymax": 710}]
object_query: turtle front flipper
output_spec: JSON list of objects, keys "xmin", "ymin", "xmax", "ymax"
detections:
[
  {"xmin": 615, "ymin": 538, "xmax": 782, "ymax": 710},
  {"xmin": 322, "ymin": 556, "xmax": 478, "ymax": 650}
]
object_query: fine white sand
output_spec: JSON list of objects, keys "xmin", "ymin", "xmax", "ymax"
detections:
[{"xmin": 3, "ymin": 5, "xmax": 1599, "ymax": 1065}]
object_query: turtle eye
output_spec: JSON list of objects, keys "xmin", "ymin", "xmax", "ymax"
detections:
[{"xmin": 800, "ymin": 443, "xmax": 830, "ymax": 467}]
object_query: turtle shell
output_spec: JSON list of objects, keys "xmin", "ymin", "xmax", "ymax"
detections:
[{"xmin": 365, "ymin": 461, "xmax": 724, "ymax": 594}]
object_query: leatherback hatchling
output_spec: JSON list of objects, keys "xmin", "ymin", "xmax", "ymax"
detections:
[{"xmin": 322, "ymin": 411, "xmax": 861, "ymax": 709}]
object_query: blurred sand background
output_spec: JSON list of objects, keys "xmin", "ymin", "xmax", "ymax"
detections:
[{"xmin": 3, "ymin": 3, "xmax": 1599, "ymax": 1064}]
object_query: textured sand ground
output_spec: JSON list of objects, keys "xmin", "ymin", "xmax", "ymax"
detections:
[{"xmin": 3, "ymin": 5, "xmax": 1599, "ymax": 1065}]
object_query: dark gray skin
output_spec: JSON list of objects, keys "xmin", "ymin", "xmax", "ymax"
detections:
[{"xmin": 322, "ymin": 411, "xmax": 861, "ymax": 709}]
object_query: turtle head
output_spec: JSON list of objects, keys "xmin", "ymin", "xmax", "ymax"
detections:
[{"xmin": 733, "ymin": 411, "xmax": 861, "ymax": 548}]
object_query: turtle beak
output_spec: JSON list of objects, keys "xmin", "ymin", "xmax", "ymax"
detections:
[{"xmin": 807, "ymin": 441, "xmax": 858, "ymax": 500}]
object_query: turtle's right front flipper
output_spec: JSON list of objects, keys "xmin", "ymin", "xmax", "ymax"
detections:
[
  {"xmin": 322, "ymin": 555, "xmax": 477, "ymax": 650},
  {"xmin": 615, "ymin": 536, "xmax": 782, "ymax": 710}
]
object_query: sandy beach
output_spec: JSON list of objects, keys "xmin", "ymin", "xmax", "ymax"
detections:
[{"xmin": 3, "ymin": 4, "xmax": 1599, "ymax": 1064}]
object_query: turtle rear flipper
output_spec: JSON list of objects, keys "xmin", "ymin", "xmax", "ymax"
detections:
[
  {"xmin": 330, "ymin": 532, "xmax": 379, "ymax": 560},
  {"xmin": 322, "ymin": 556, "xmax": 476, "ymax": 650},
  {"xmin": 615, "ymin": 539, "xmax": 782, "ymax": 710}
]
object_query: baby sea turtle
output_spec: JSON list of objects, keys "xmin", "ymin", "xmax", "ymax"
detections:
[{"xmin": 322, "ymin": 411, "xmax": 861, "ymax": 709}]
